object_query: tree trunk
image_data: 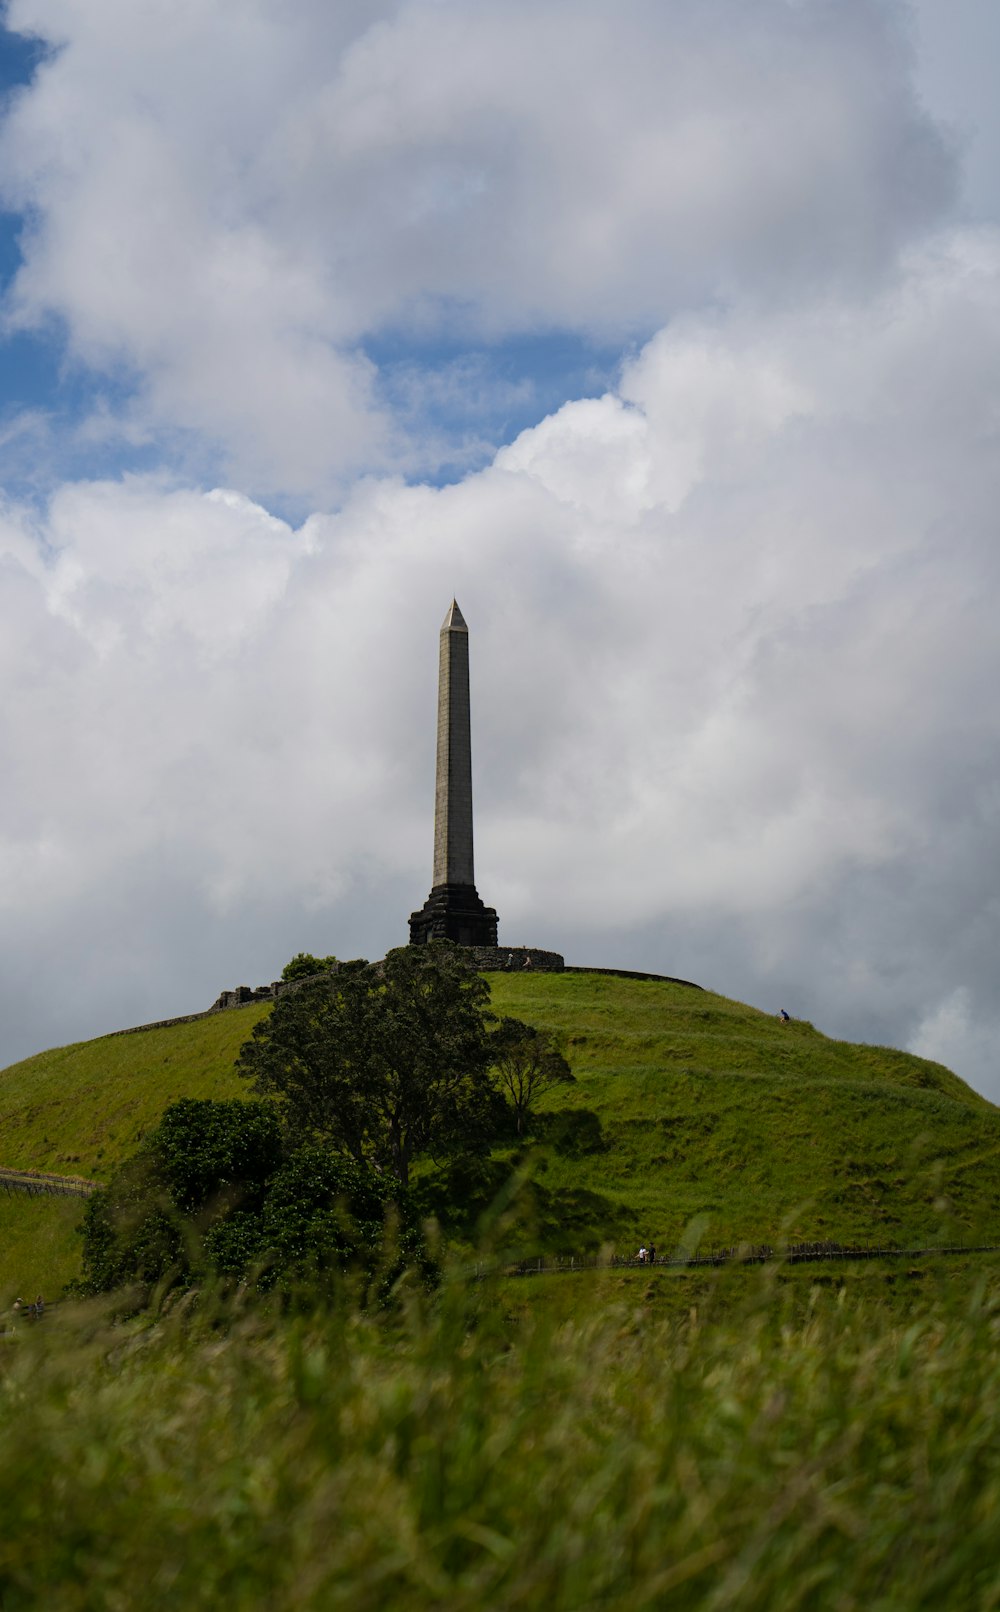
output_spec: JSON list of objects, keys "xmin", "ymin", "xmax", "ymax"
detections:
[{"xmin": 389, "ymin": 1112, "xmax": 408, "ymax": 1188}]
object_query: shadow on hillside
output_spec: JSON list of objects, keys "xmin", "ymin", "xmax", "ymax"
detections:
[
  {"xmin": 415, "ymin": 1146, "xmax": 626, "ymax": 1255},
  {"xmin": 534, "ymin": 1107, "xmax": 609, "ymax": 1157}
]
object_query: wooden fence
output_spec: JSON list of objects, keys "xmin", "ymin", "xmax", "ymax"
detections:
[
  {"xmin": 475, "ymin": 1241, "xmax": 1000, "ymax": 1280},
  {"xmin": 0, "ymin": 1168, "xmax": 97, "ymax": 1200}
]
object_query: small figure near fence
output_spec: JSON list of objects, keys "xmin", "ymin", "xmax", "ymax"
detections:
[
  {"xmin": 778, "ymin": 1008, "xmax": 791, "ymax": 1023},
  {"xmin": 648, "ymin": 1245, "xmax": 657, "ymax": 1265},
  {"xmin": 638, "ymin": 1245, "xmax": 648, "ymax": 1263}
]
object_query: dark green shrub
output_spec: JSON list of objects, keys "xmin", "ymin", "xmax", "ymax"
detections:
[
  {"xmin": 78, "ymin": 1098, "xmax": 282, "ymax": 1294},
  {"xmin": 155, "ymin": 1098, "xmax": 283, "ymax": 1212},
  {"xmin": 78, "ymin": 1151, "xmax": 186, "ymax": 1293},
  {"xmin": 413, "ymin": 1154, "xmax": 512, "ymax": 1235},
  {"xmin": 280, "ymin": 952, "xmax": 341, "ymax": 980},
  {"xmin": 220, "ymin": 1148, "xmax": 422, "ymax": 1293},
  {"xmin": 199, "ymin": 1210, "xmax": 266, "ymax": 1277},
  {"xmin": 78, "ymin": 1096, "xmax": 425, "ymax": 1301}
]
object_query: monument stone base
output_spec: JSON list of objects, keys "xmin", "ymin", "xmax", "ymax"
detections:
[{"xmin": 408, "ymin": 882, "xmax": 499, "ymax": 948}]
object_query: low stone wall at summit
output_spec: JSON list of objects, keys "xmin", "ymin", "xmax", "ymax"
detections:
[
  {"xmin": 106, "ymin": 944, "xmax": 701, "ymax": 1040},
  {"xmin": 464, "ymin": 946, "xmax": 565, "ymax": 972}
]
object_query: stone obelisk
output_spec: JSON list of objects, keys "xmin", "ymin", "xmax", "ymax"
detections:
[{"xmin": 409, "ymin": 600, "xmax": 498, "ymax": 947}]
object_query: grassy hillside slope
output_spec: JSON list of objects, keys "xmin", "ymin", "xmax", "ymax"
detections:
[
  {"xmin": 1, "ymin": 972, "xmax": 998, "ymax": 1299},
  {"xmin": 0, "ymin": 1006, "xmax": 269, "ymax": 1181},
  {"xmin": 486, "ymin": 974, "xmax": 1000, "ymax": 1250},
  {"xmin": 0, "ymin": 1009, "xmax": 268, "ymax": 1300}
]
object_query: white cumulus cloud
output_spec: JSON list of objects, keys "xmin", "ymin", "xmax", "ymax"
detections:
[
  {"xmin": 0, "ymin": 231, "xmax": 999, "ymax": 1103},
  {"xmin": 0, "ymin": 0, "xmax": 955, "ymax": 497}
]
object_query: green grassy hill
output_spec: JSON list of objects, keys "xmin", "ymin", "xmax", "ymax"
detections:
[
  {"xmin": 2, "ymin": 972, "xmax": 999, "ymax": 1298},
  {"xmin": 0, "ymin": 1008, "xmax": 268, "ymax": 1181},
  {"xmin": 485, "ymin": 973, "xmax": 1000, "ymax": 1252}
]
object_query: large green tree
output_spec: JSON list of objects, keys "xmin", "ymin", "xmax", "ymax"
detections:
[{"xmin": 236, "ymin": 944, "xmax": 498, "ymax": 1188}]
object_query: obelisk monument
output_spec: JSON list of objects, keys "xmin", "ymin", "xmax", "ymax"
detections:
[{"xmin": 409, "ymin": 601, "xmax": 498, "ymax": 947}]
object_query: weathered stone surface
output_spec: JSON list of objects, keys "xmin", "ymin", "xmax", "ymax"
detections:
[
  {"xmin": 408, "ymin": 882, "xmax": 498, "ymax": 948},
  {"xmin": 434, "ymin": 600, "xmax": 475, "ymax": 888},
  {"xmin": 411, "ymin": 600, "xmax": 499, "ymax": 947},
  {"xmin": 465, "ymin": 945, "xmax": 564, "ymax": 971}
]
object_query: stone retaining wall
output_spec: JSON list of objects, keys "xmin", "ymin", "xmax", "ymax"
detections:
[
  {"xmin": 465, "ymin": 946, "xmax": 565, "ymax": 972},
  {"xmin": 106, "ymin": 972, "xmax": 326, "ymax": 1037}
]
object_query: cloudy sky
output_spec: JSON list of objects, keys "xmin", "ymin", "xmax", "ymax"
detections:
[{"xmin": 1, "ymin": 1, "xmax": 999, "ymax": 1100}]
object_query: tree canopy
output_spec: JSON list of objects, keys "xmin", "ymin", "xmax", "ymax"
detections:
[
  {"xmin": 490, "ymin": 1018, "xmax": 574, "ymax": 1134},
  {"xmin": 236, "ymin": 944, "xmax": 498, "ymax": 1188},
  {"xmin": 281, "ymin": 951, "xmax": 341, "ymax": 981},
  {"xmin": 78, "ymin": 1097, "xmax": 420, "ymax": 1299},
  {"xmin": 155, "ymin": 1096, "xmax": 283, "ymax": 1211},
  {"xmin": 79, "ymin": 1097, "xmax": 283, "ymax": 1294}
]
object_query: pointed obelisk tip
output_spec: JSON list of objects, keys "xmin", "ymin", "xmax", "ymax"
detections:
[{"xmin": 441, "ymin": 598, "xmax": 468, "ymax": 632}]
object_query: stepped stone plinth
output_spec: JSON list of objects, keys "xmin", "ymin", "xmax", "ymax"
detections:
[{"xmin": 408, "ymin": 882, "xmax": 498, "ymax": 948}]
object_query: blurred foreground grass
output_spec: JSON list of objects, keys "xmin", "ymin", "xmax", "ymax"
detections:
[{"xmin": 2, "ymin": 1259, "xmax": 1000, "ymax": 1609}]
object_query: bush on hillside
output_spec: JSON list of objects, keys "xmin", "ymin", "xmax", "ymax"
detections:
[
  {"xmin": 77, "ymin": 1150, "xmax": 187, "ymax": 1294},
  {"xmin": 281, "ymin": 952, "xmax": 342, "ymax": 981},
  {"xmin": 77, "ymin": 1098, "xmax": 422, "ymax": 1301},
  {"xmin": 154, "ymin": 1098, "xmax": 284, "ymax": 1212},
  {"xmin": 204, "ymin": 1148, "xmax": 423, "ymax": 1292}
]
